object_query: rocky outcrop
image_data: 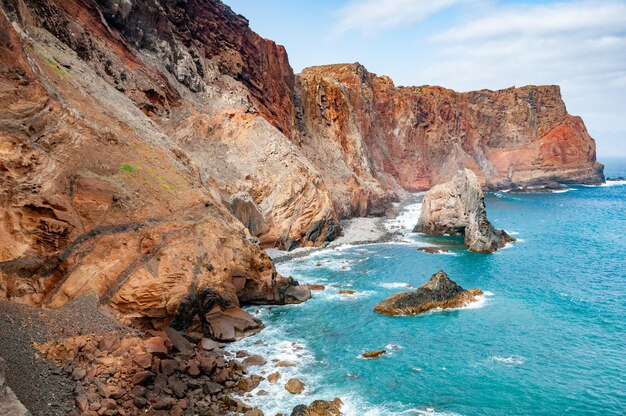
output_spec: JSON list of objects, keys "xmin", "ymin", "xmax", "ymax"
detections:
[
  {"xmin": 0, "ymin": 357, "xmax": 30, "ymax": 416},
  {"xmin": 373, "ymin": 270, "xmax": 482, "ymax": 315},
  {"xmin": 415, "ymin": 169, "xmax": 515, "ymax": 252}
]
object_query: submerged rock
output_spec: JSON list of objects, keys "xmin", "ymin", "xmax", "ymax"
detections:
[
  {"xmin": 417, "ymin": 246, "xmax": 450, "ymax": 254},
  {"xmin": 373, "ymin": 270, "xmax": 482, "ymax": 316},
  {"xmin": 361, "ymin": 350, "xmax": 386, "ymax": 359},
  {"xmin": 414, "ymin": 169, "xmax": 515, "ymax": 252}
]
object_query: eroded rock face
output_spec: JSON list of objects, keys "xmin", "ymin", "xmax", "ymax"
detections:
[
  {"xmin": 0, "ymin": 0, "xmax": 604, "ymax": 330},
  {"xmin": 0, "ymin": 2, "xmax": 309, "ymax": 330},
  {"xmin": 297, "ymin": 64, "xmax": 604, "ymax": 194},
  {"xmin": 373, "ymin": 270, "xmax": 482, "ymax": 315},
  {"xmin": 415, "ymin": 169, "xmax": 515, "ymax": 252}
]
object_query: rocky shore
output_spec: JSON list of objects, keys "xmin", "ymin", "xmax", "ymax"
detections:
[{"xmin": 0, "ymin": 295, "xmax": 342, "ymax": 416}]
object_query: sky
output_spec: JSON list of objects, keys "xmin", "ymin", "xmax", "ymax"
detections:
[{"xmin": 226, "ymin": 0, "xmax": 626, "ymax": 158}]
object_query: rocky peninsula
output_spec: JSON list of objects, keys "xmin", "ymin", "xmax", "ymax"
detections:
[{"xmin": 374, "ymin": 271, "xmax": 483, "ymax": 315}]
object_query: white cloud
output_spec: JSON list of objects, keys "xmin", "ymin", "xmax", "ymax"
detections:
[
  {"xmin": 414, "ymin": 0, "xmax": 626, "ymax": 139},
  {"xmin": 434, "ymin": 2, "xmax": 626, "ymax": 42},
  {"xmin": 333, "ymin": 0, "xmax": 462, "ymax": 35}
]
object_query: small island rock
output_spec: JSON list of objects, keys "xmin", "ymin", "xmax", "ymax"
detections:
[{"xmin": 374, "ymin": 270, "xmax": 483, "ymax": 315}]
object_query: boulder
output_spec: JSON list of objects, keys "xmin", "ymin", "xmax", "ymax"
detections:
[
  {"xmin": 417, "ymin": 247, "xmax": 449, "ymax": 254},
  {"xmin": 290, "ymin": 398, "xmax": 343, "ymax": 416},
  {"xmin": 285, "ymin": 378, "xmax": 305, "ymax": 394},
  {"xmin": 267, "ymin": 372, "xmax": 281, "ymax": 384},
  {"xmin": 243, "ymin": 355, "xmax": 267, "ymax": 367},
  {"xmin": 374, "ymin": 270, "xmax": 483, "ymax": 315},
  {"xmin": 414, "ymin": 169, "xmax": 515, "ymax": 252},
  {"xmin": 205, "ymin": 306, "xmax": 265, "ymax": 342},
  {"xmin": 338, "ymin": 290, "xmax": 355, "ymax": 295}
]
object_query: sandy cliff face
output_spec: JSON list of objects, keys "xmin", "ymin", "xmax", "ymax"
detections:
[{"xmin": 297, "ymin": 63, "xmax": 604, "ymax": 192}]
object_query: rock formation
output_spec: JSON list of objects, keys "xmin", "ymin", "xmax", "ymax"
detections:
[
  {"xmin": 298, "ymin": 63, "xmax": 604, "ymax": 196},
  {"xmin": 291, "ymin": 398, "xmax": 343, "ymax": 416},
  {"xmin": 415, "ymin": 169, "xmax": 515, "ymax": 252},
  {"xmin": 0, "ymin": 357, "xmax": 30, "ymax": 416},
  {"xmin": 0, "ymin": 0, "xmax": 603, "ymax": 333},
  {"xmin": 374, "ymin": 270, "xmax": 482, "ymax": 315}
]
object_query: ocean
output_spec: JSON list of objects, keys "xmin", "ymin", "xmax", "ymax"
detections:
[{"xmin": 230, "ymin": 159, "xmax": 626, "ymax": 415}]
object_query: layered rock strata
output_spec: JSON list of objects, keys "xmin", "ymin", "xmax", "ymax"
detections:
[
  {"xmin": 415, "ymin": 169, "xmax": 515, "ymax": 252},
  {"xmin": 373, "ymin": 270, "xmax": 482, "ymax": 315},
  {"xmin": 298, "ymin": 64, "xmax": 604, "ymax": 195}
]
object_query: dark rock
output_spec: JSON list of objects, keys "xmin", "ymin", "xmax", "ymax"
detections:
[
  {"xmin": 243, "ymin": 354, "xmax": 266, "ymax": 367},
  {"xmin": 374, "ymin": 270, "xmax": 483, "ymax": 315},
  {"xmin": 417, "ymin": 246, "xmax": 449, "ymax": 254}
]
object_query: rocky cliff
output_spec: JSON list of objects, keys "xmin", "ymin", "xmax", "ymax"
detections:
[
  {"xmin": 0, "ymin": 0, "xmax": 604, "ymax": 330},
  {"xmin": 0, "ymin": 0, "xmax": 313, "ymax": 333},
  {"xmin": 297, "ymin": 63, "xmax": 604, "ymax": 196}
]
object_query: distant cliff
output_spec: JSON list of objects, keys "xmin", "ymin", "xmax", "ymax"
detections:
[
  {"xmin": 297, "ymin": 63, "xmax": 603, "ymax": 216},
  {"xmin": 0, "ymin": 0, "xmax": 603, "ymax": 328}
]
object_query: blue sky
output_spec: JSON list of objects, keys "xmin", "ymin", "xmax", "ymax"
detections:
[{"xmin": 226, "ymin": 0, "xmax": 626, "ymax": 157}]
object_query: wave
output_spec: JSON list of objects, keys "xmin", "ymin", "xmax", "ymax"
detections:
[
  {"xmin": 339, "ymin": 394, "xmax": 464, "ymax": 416},
  {"xmin": 379, "ymin": 282, "xmax": 413, "ymax": 289},
  {"xmin": 385, "ymin": 198, "xmax": 423, "ymax": 234},
  {"xmin": 319, "ymin": 289, "xmax": 378, "ymax": 301},
  {"xmin": 601, "ymin": 179, "xmax": 626, "ymax": 187},
  {"xmin": 490, "ymin": 355, "xmax": 526, "ymax": 365}
]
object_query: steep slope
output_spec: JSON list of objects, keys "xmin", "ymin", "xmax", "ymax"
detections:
[
  {"xmin": 297, "ymin": 63, "xmax": 604, "ymax": 193},
  {"xmin": 0, "ymin": 0, "xmax": 312, "ymax": 331}
]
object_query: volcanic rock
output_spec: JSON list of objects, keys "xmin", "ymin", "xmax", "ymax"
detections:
[
  {"xmin": 373, "ymin": 270, "xmax": 483, "ymax": 315},
  {"xmin": 243, "ymin": 355, "xmax": 267, "ymax": 368},
  {"xmin": 415, "ymin": 169, "xmax": 515, "ymax": 252},
  {"xmin": 0, "ymin": 0, "xmax": 602, "ymax": 333},
  {"xmin": 267, "ymin": 372, "xmax": 281, "ymax": 384}
]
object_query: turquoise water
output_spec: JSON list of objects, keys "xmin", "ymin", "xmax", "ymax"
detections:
[{"xmin": 234, "ymin": 161, "xmax": 626, "ymax": 415}]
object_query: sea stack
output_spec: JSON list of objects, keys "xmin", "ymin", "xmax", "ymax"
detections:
[
  {"xmin": 414, "ymin": 169, "xmax": 515, "ymax": 252},
  {"xmin": 374, "ymin": 270, "xmax": 483, "ymax": 315}
]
